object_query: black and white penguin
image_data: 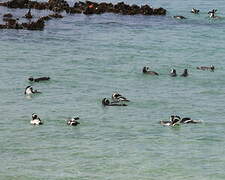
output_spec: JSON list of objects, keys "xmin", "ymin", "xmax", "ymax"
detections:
[
  {"xmin": 24, "ymin": 86, "xmax": 41, "ymax": 95},
  {"xmin": 102, "ymin": 98, "xmax": 127, "ymax": 106},
  {"xmin": 196, "ymin": 65, "xmax": 215, "ymax": 71},
  {"xmin": 30, "ymin": 113, "xmax": 43, "ymax": 125},
  {"xmin": 67, "ymin": 116, "xmax": 80, "ymax": 126},
  {"xmin": 160, "ymin": 115, "xmax": 181, "ymax": 126},
  {"xmin": 208, "ymin": 9, "xmax": 220, "ymax": 18},
  {"xmin": 28, "ymin": 76, "xmax": 50, "ymax": 82},
  {"xmin": 142, "ymin": 66, "xmax": 159, "ymax": 75},
  {"xmin": 173, "ymin": 16, "xmax": 186, "ymax": 19},
  {"xmin": 191, "ymin": 8, "xmax": 200, "ymax": 14},
  {"xmin": 180, "ymin": 117, "xmax": 202, "ymax": 124},
  {"xmin": 180, "ymin": 69, "xmax": 188, "ymax": 77},
  {"xmin": 112, "ymin": 93, "xmax": 129, "ymax": 102},
  {"xmin": 170, "ymin": 69, "xmax": 177, "ymax": 77}
]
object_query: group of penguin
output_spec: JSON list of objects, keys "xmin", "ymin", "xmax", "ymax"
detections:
[
  {"xmin": 173, "ymin": 8, "xmax": 221, "ymax": 19},
  {"xmin": 160, "ymin": 115, "xmax": 202, "ymax": 126},
  {"xmin": 142, "ymin": 65, "xmax": 215, "ymax": 77},
  {"xmin": 26, "ymin": 64, "xmax": 214, "ymax": 126},
  {"xmin": 102, "ymin": 93, "xmax": 130, "ymax": 106},
  {"xmin": 143, "ymin": 67, "xmax": 188, "ymax": 77},
  {"xmin": 25, "ymin": 77, "xmax": 80, "ymax": 126},
  {"xmin": 30, "ymin": 113, "xmax": 80, "ymax": 126}
]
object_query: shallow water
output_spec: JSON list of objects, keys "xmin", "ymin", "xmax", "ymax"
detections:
[{"xmin": 1, "ymin": 0, "xmax": 225, "ymax": 179}]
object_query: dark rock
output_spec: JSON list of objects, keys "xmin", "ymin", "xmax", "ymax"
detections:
[
  {"xmin": 3, "ymin": 17, "xmax": 11, "ymax": 21},
  {"xmin": 73, "ymin": 1, "xmax": 86, "ymax": 10},
  {"xmin": 3, "ymin": 13, "xmax": 13, "ymax": 18},
  {"xmin": 22, "ymin": 18, "xmax": 45, "ymax": 30},
  {"xmin": 6, "ymin": 0, "xmax": 29, "ymax": 8},
  {"xmin": 48, "ymin": 0, "xmax": 69, "ymax": 12},
  {"xmin": 0, "ymin": 0, "xmax": 166, "ymax": 16},
  {"xmin": 39, "ymin": 16, "xmax": 52, "ymax": 21},
  {"xmin": 67, "ymin": 7, "xmax": 82, "ymax": 14},
  {"xmin": 153, "ymin": 7, "xmax": 166, "ymax": 15},
  {"xmin": 140, "ymin": 5, "xmax": 153, "ymax": 15},
  {"xmin": 48, "ymin": 13, "xmax": 63, "ymax": 18},
  {"xmin": 0, "ymin": 24, "xmax": 7, "ymax": 29},
  {"xmin": 5, "ymin": 18, "xmax": 23, "ymax": 29}
]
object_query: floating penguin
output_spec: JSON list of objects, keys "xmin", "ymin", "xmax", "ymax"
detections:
[
  {"xmin": 30, "ymin": 113, "xmax": 43, "ymax": 125},
  {"xmin": 208, "ymin": 9, "xmax": 220, "ymax": 18},
  {"xmin": 111, "ymin": 93, "xmax": 130, "ymax": 102},
  {"xmin": 28, "ymin": 76, "xmax": 50, "ymax": 82},
  {"xmin": 24, "ymin": 86, "xmax": 41, "ymax": 95},
  {"xmin": 180, "ymin": 69, "xmax": 188, "ymax": 77},
  {"xmin": 102, "ymin": 98, "xmax": 127, "ymax": 106},
  {"xmin": 191, "ymin": 8, "xmax": 200, "ymax": 14},
  {"xmin": 180, "ymin": 117, "xmax": 202, "ymax": 124},
  {"xmin": 196, "ymin": 65, "xmax": 215, "ymax": 71},
  {"xmin": 67, "ymin": 116, "xmax": 80, "ymax": 126},
  {"xmin": 142, "ymin": 66, "xmax": 159, "ymax": 75},
  {"xmin": 173, "ymin": 15, "xmax": 186, "ymax": 19},
  {"xmin": 160, "ymin": 115, "xmax": 181, "ymax": 126},
  {"xmin": 170, "ymin": 68, "xmax": 177, "ymax": 77}
]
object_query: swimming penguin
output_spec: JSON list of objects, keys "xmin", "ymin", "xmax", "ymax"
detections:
[
  {"xmin": 28, "ymin": 76, "xmax": 50, "ymax": 82},
  {"xmin": 173, "ymin": 16, "xmax": 186, "ymax": 19},
  {"xmin": 67, "ymin": 116, "xmax": 80, "ymax": 126},
  {"xmin": 30, "ymin": 113, "xmax": 43, "ymax": 125},
  {"xmin": 180, "ymin": 69, "xmax": 188, "ymax": 77},
  {"xmin": 142, "ymin": 66, "xmax": 159, "ymax": 75},
  {"xmin": 208, "ymin": 9, "xmax": 220, "ymax": 18},
  {"xmin": 112, "ymin": 93, "xmax": 130, "ymax": 102},
  {"xmin": 160, "ymin": 115, "xmax": 181, "ymax": 126},
  {"xmin": 24, "ymin": 86, "xmax": 41, "ymax": 95},
  {"xmin": 102, "ymin": 98, "xmax": 127, "ymax": 106},
  {"xmin": 191, "ymin": 8, "xmax": 200, "ymax": 14},
  {"xmin": 170, "ymin": 68, "xmax": 177, "ymax": 77},
  {"xmin": 196, "ymin": 65, "xmax": 215, "ymax": 71},
  {"xmin": 180, "ymin": 117, "xmax": 202, "ymax": 124}
]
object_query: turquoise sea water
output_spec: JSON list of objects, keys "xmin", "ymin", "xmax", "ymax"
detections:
[{"xmin": 1, "ymin": 0, "xmax": 225, "ymax": 179}]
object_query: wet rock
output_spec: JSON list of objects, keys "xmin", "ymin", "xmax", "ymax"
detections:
[
  {"xmin": 3, "ymin": 17, "xmax": 10, "ymax": 22},
  {"xmin": 0, "ymin": 0, "xmax": 166, "ymax": 16},
  {"xmin": 3, "ymin": 13, "xmax": 13, "ymax": 18},
  {"xmin": 140, "ymin": 5, "xmax": 153, "ymax": 15},
  {"xmin": 67, "ymin": 7, "xmax": 82, "ymax": 14},
  {"xmin": 29, "ymin": 1, "xmax": 49, "ymax": 10},
  {"xmin": 39, "ymin": 15, "xmax": 52, "ymax": 21},
  {"xmin": 48, "ymin": 0, "xmax": 69, "ymax": 12},
  {"xmin": 0, "ymin": 24, "xmax": 7, "ymax": 29},
  {"xmin": 153, "ymin": 7, "xmax": 167, "ymax": 15},
  {"xmin": 6, "ymin": 0, "xmax": 29, "ymax": 8},
  {"xmin": 22, "ymin": 18, "xmax": 45, "ymax": 30},
  {"xmin": 73, "ymin": 1, "xmax": 86, "ymax": 10},
  {"xmin": 48, "ymin": 13, "xmax": 63, "ymax": 18},
  {"xmin": 4, "ymin": 18, "xmax": 23, "ymax": 29}
]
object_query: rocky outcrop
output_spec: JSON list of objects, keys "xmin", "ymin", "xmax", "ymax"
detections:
[
  {"xmin": 0, "ymin": 1, "xmax": 167, "ymax": 31},
  {"xmin": 0, "ymin": 17, "xmax": 44, "ymax": 30},
  {"xmin": 3, "ymin": 13, "xmax": 13, "ymax": 17},
  {"xmin": 77, "ymin": 1, "xmax": 166, "ymax": 15},
  {"xmin": 48, "ymin": 13, "xmax": 63, "ymax": 18},
  {"xmin": 1, "ymin": 0, "xmax": 29, "ymax": 8},
  {"xmin": 0, "ymin": 0, "xmax": 166, "ymax": 16},
  {"xmin": 22, "ymin": 19, "xmax": 44, "ymax": 30},
  {"xmin": 48, "ymin": 0, "xmax": 69, "ymax": 12}
]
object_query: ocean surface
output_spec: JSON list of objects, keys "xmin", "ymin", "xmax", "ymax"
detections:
[{"xmin": 1, "ymin": 0, "xmax": 225, "ymax": 179}]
